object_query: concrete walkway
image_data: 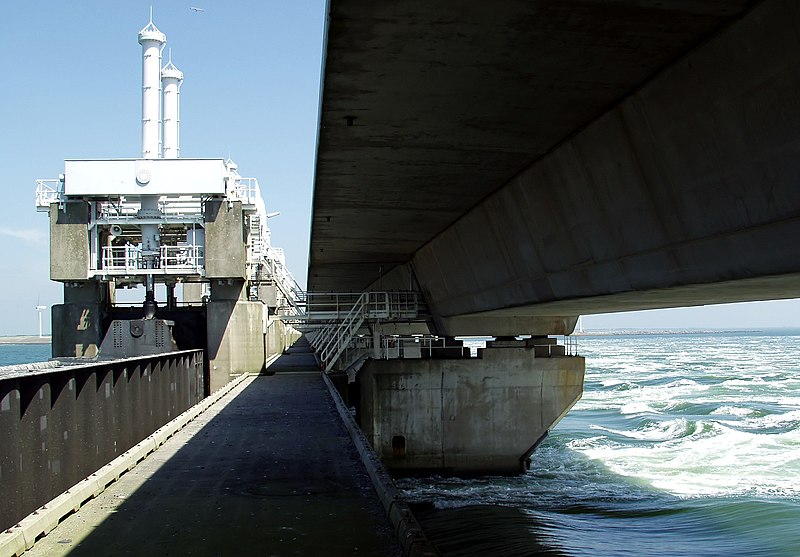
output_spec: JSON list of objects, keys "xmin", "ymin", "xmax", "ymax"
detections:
[{"xmin": 25, "ymin": 341, "xmax": 402, "ymax": 556}]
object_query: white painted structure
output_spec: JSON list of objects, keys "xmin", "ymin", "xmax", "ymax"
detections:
[
  {"xmin": 137, "ymin": 19, "xmax": 165, "ymax": 160},
  {"xmin": 62, "ymin": 159, "xmax": 226, "ymax": 196},
  {"xmin": 35, "ymin": 17, "xmax": 300, "ymax": 313},
  {"xmin": 161, "ymin": 55, "xmax": 183, "ymax": 160}
]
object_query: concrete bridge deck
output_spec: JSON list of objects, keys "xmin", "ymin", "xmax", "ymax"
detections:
[{"xmin": 23, "ymin": 343, "xmax": 403, "ymax": 556}]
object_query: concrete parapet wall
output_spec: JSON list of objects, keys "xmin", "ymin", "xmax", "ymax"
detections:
[
  {"xmin": 359, "ymin": 346, "xmax": 584, "ymax": 474},
  {"xmin": 0, "ymin": 350, "xmax": 204, "ymax": 532}
]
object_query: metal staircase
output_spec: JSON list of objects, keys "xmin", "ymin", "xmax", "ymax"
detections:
[{"xmin": 304, "ymin": 291, "xmax": 422, "ymax": 372}]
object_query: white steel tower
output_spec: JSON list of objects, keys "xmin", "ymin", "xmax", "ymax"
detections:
[
  {"xmin": 162, "ymin": 53, "xmax": 183, "ymax": 160},
  {"xmin": 137, "ymin": 17, "xmax": 165, "ymax": 159},
  {"xmin": 138, "ymin": 17, "xmax": 167, "ymax": 315}
]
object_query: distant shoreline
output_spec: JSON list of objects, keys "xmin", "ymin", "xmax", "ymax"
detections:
[
  {"xmin": 573, "ymin": 329, "xmax": 767, "ymax": 337},
  {"xmin": 0, "ymin": 336, "xmax": 52, "ymax": 345}
]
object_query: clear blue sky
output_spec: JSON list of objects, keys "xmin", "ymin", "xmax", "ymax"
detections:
[{"xmin": 2, "ymin": 1, "xmax": 799, "ymax": 336}]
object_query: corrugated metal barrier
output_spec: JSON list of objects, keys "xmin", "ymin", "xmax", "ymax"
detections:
[{"xmin": 0, "ymin": 350, "xmax": 204, "ymax": 532}]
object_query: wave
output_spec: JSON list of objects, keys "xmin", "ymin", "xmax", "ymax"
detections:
[
  {"xmin": 570, "ymin": 421, "xmax": 800, "ymax": 498},
  {"xmin": 727, "ymin": 409, "xmax": 800, "ymax": 433},
  {"xmin": 590, "ymin": 418, "xmax": 720, "ymax": 442},
  {"xmin": 401, "ymin": 333, "xmax": 800, "ymax": 557},
  {"xmin": 710, "ymin": 405, "xmax": 756, "ymax": 417}
]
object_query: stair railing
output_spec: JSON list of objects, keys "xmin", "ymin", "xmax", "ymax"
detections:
[{"xmin": 316, "ymin": 292, "xmax": 371, "ymax": 372}]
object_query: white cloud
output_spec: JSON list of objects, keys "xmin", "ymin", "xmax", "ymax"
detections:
[{"xmin": 0, "ymin": 227, "xmax": 47, "ymax": 244}]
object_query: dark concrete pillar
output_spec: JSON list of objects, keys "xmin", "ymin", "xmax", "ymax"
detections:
[{"xmin": 52, "ymin": 282, "xmax": 112, "ymax": 358}]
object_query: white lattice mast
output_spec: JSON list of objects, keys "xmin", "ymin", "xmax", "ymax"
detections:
[{"xmin": 162, "ymin": 50, "xmax": 184, "ymax": 159}]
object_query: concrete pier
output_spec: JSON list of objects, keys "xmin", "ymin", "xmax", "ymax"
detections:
[
  {"xmin": 21, "ymin": 346, "xmax": 404, "ymax": 556},
  {"xmin": 358, "ymin": 340, "xmax": 584, "ymax": 474}
]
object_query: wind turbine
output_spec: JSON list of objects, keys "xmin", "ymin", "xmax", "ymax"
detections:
[{"xmin": 35, "ymin": 302, "xmax": 47, "ymax": 338}]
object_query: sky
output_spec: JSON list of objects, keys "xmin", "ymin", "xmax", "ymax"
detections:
[
  {"xmin": 1, "ymin": 1, "xmax": 799, "ymax": 336},
  {"xmin": 0, "ymin": 1, "xmax": 325, "ymax": 335}
]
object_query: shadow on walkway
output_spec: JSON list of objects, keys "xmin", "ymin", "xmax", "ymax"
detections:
[
  {"xmin": 33, "ymin": 339, "xmax": 400, "ymax": 556},
  {"xmin": 266, "ymin": 336, "xmax": 320, "ymax": 374}
]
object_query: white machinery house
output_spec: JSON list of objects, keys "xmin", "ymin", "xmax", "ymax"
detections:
[
  {"xmin": 35, "ymin": 17, "xmax": 300, "ymax": 317},
  {"xmin": 36, "ymin": 16, "xmax": 301, "ymax": 369}
]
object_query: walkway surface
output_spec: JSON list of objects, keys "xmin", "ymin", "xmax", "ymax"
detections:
[{"xmin": 26, "ymin": 339, "xmax": 402, "ymax": 556}]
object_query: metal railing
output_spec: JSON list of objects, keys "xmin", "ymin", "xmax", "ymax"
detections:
[
  {"xmin": 248, "ymin": 248, "xmax": 306, "ymax": 316},
  {"xmin": 35, "ymin": 179, "xmax": 62, "ymax": 210},
  {"xmin": 95, "ymin": 197, "xmax": 205, "ymax": 219},
  {"xmin": 230, "ymin": 177, "xmax": 260, "ymax": 206},
  {"xmin": 100, "ymin": 244, "xmax": 204, "ymax": 274},
  {"xmin": 304, "ymin": 291, "xmax": 422, "ymax": 372},
  {"xmin": 301, "ymin": 291, "xmax": 418, "ymax": 322},
  {"xmin": 563, "ymin": 335, "xmax": 579, "ymax": 356},
  {"xmin": 310, "ymin": 292, "xmax": 370, "ymax": 372}
]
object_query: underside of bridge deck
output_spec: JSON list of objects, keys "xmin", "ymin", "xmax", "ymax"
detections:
[{"xmin": 311, "ymin": 1, "xmax": 800, "ymax": 333}]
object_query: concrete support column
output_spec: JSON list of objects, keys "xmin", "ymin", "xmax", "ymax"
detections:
[
  {"xmin": 358, "ymin": 341, "xmax": 585, "ymax": 474},
  {"xmin": 206, "ymin": 280, "xmax": 265, "ymax": 392},
  {"xmin": 182, "ymin": 282, "xmax": 207, "ymax": 304}
]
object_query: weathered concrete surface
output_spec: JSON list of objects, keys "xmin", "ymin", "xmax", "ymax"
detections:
[
  {"xmin": 205, "ymin": 281, "xmax": 264, "ymax": 392},
  {"xmin": 359, "ymin": 345, "xmax": 584, "ymax": 474},
  {"xmin": 49, "ymin": 202, "xmax": 89, "ymax": 281},
  {"xmin": 23, "ymin": 365, "xmax": 402, "ymax": 556},
  {"xmin": 204, "ymin": 199, "xmax": 246, "ymax": 279},
  {"xmin": 309, "ymin": 1, "xmax": 800, "ymax": 332},
  {"xmin": 310, "ymin": 0, "xmax": 754, "ymax": 292},
  {"xmin": 181, "ymin": 281, "xmax": 206, "ymax": 303},
  {"xmin": 409, "ymin": 0, "xmax": 800, "ymax": 327},
  {"xmin": 265, "ymin": 316, "xmax": 302, "ymax": 362}
]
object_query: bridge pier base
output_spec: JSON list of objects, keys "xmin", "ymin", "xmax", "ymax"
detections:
[
  {"xmin": 357, "ymin": 340, "xmax": 584, "ymax": 474},
  {"xmin": 206, "ymin": 280, "xmax": 265, "ymax": 392}
]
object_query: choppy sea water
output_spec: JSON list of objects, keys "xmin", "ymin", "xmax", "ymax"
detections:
[
  {"xmin": 398, "ymin": 331, "xmax": 800, "ymax": 557},
  {"xmin": 0, "ymin": 343, "xmax": 51, "ymax": 368}
]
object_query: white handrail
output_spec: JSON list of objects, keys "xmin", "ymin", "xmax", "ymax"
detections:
[
  {"xmin": 317, "ymin": 292, "xmax": 370, "ymax": 371},
  {"xmin": 35, "ymin": 179, "xmax": 62, "ymax": 210},
  {"xmin": 100, "ymin": 244, "xmax": 204, "ymax": 273}
]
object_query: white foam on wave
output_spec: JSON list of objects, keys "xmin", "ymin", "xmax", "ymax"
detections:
[
  {"xmin": 564, "ymin": 334, "xmax": 800, "ymax": 498},
  {"xmin": 579, "ymin": 378, "xmax": 709, "ymax": 413},
  {"xmin": 619, "ymin": 401, "xmax": 659, "ymax": 415},
  {"xmin": 733, "ymin": 408, "xmax": 800, "ymax": 430},
  {"xmin": 591, "ymin": 418, "xmax": 717, "ymax": 442},
  {"xmin": 722, "ymin": 377, "xmax": 768, "ymax": 389},
  {"xmin": 599, "ymin": 378, "xmax": 630, "ymax": 388},
  {"xmin": 571, "ymin": 422, "xmax": 800, "ymax": 497},
  {"xmin": 710, "ymin": 405, "xmax": 756, "ymax": 417}
]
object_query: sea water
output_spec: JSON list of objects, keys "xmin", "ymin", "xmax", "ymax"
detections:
[
  {"xmin": 0, "ymin": 343, "xmax": 51, "ymax": 368},
  {"xmin": 398, "ymin": 330, "xmax": 800, "ymax": 556}
]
